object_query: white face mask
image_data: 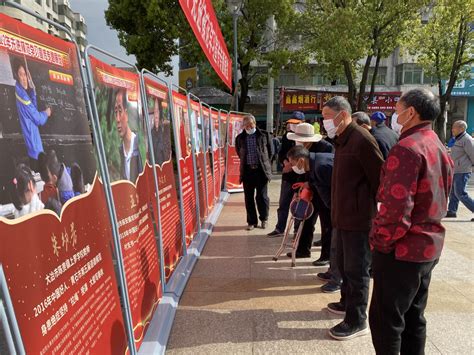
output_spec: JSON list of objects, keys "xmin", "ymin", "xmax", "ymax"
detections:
[
  {"xmin": 245, "ymin": 127, "xmax": 256, "ymax": 135},
  {"xmin": 391, "ymin": 109, "xmax": 409, "ymax": 135},
  {"xmin": 288, "ymin": 124, "xmax": 297, "ymax": 132},
  {"xmin": 292, "ymin": 165, "xmax": 306, "ymax": 174},
  {"xmin": 323, "ymin": 111, "xmax": 342, "ymax": 139}
]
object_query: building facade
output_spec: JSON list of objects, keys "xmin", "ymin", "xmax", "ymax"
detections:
[{"xmin": 0, "ymin": 0, "xmax": 87, "ymax": 52}]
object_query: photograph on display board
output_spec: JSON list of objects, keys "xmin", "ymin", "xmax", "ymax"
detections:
[
  {"xmin": 176, "ymin": 103, "xmax": 191, "ymax": 159},
  {"xmin": 148, "ymin": 93, "xmax": 172, "ymax": 166},
  {"xmin": 0, "ymin": 14, "xmax": 127, "ymax": 355},
  {"xmin": 89, "ymin": 56, "xmax": 146, "ymax": 183}
]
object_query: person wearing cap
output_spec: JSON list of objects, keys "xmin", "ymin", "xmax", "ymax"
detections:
[
  {"xmin": 267, "ymin": 111, "xmax": 305, "ymax": 237},
  {"xmin": 370, "ymin": 111, "xmax": 399, "ymax": 159},
  {"xmin": 286, "ymin": 140, "xmax": 334, "ymax": 259},
  {"xmin": 235, "ymin": 114, "xmax": 273, "ymax": 230}
]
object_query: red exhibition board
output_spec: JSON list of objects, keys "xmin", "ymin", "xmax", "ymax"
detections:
[
  {"xmin": 226, "ymin": 113, "xmax": 244, "ymax": 191},
  {"xmin": 218, "ymin": 111, "xmax": 228, "ymax": 191},
  {"xmin": 190, "ymin": 100, "xmax": 208, "ymax": 223},
  {"xmin": 172, "ymin": 91, "xmax": 198, "ymax": 246},
  {"xmin": 89, "ymin": 56, "xmax": 162, "ymax": 350},
  {"xmin": 0, "ymin": 14, "xmax": 127, "ymax": 354},
  {"xmin": 144, "ymin": 78, "xmax": 183, "ymax": 280},
  {"xmin": 211, "ymin": 108, "xmax": 221, "ymax": 203},
  {"xmin": 202, "ymin": 107, "xmax": 215, "ymax": 211}
]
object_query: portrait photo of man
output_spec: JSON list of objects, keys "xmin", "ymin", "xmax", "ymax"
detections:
[{"xmin": 150, "ymin": 97, "xmax": 171, "ymax": 166}]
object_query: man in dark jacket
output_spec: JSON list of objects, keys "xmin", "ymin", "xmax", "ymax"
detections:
[
  {"xmin": 286, "ymin": 144, "xmax": 333, "ymax": 260},
  {"xmin": 235, "ymin": 115, "xmax": 273, "ymax": 230},
  {"xmin": 322, "ymin": 96, "xmax": 384, "ymax": 341},
  {"xmin": 267, "ymin": 111, "xmax": 305, "ymax": 237},
  {"xmin": 370, "ymin": 111, "xmax": 399, "ymax": 159}
]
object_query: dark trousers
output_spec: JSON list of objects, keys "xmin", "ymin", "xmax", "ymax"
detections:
[
  {"xmin": 328, "ymin": 228, "xmax": 341, "ymax": 284},
  {"xmin": 275, "ymin": 179, "xmax": 294, "ymax": 232},
  {"xmin": 336, "ymin": 229, "xmax": 371, "ymax": 326},
  {"xmin": 243, "ymin": 166, "xmax": 269, "ymax": 225},
  {"xmin": 369, "ymin": 251, "xmax": 438, "ymax": 355}
]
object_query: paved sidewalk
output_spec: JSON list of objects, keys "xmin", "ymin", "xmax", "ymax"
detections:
[{"xmin": 167, "ymin": 176, "xmax": 474, "ymax": 354}]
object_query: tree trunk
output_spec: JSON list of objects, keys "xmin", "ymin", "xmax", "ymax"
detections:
[
  {"xmin": 343, "ymin": 60, "xmax": 357, "ymax": 111},
  {"xmin": 367, "ymin": 51, "xmax": 382, "ymax": 109},
  {"xmin": 238, "ymin": 62, "xmax": 250, "ymax": 112},
  {"xmin": 357, "ymin": 54, "xmax": 373, "ymax": 111}
]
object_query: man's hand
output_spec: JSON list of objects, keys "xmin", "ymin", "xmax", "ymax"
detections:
[
  {"xmin": 282, "ymin": 159, "xmax": 292, "ymax": 173},
  {"xmin": 45, "ymin": 107, "xmax": 52, "ymax": 117}
]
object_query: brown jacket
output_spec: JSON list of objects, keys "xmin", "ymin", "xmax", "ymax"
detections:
[{"xmin": 332, "ymin": 122, "xmax": 384, "ymax": 232}]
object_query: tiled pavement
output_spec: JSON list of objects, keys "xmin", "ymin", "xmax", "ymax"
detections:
[{"xmin": 167, "ymin": 176, "xmax": 474, "ymax": 354}]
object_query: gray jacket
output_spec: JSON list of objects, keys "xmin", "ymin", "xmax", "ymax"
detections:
[{"xmin": 450, "ymin": 132, "xmax": 474, "ymax": 174}]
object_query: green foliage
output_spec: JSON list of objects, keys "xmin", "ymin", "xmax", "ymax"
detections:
[{"xmin": 297, "ymin": 0, "xmax": 430, "ymax": 109}]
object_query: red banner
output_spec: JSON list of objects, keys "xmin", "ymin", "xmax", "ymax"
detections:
[
  {"xmin": 0, "ymin": 14, "xmax": 126, "ymax": 354},
  {"xmin": 172, "ymin": 91, "xmax": 198, "ymax": 246},
  {"xmin": 178, "ymin": 0, "xmax": 232, "ymax": 89},
  {"xmin": 226, "ymin": 113, "xmax": 244, "ymax": 191},
  {"xmin": 89, "ymin": 56, "xmax": 162, "ymax": 350},
  {"xmin": 144, "ymin": 78, "xmax": 183, "ymax": 280}
]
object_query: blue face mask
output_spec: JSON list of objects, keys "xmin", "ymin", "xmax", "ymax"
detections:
[
  {"xmin": 245, "ymin": 127, "xmax": 256, "ymax": 135},
  {"xmin": 447, "ymin": 136, "xmax": 456, "ymax": 148}
]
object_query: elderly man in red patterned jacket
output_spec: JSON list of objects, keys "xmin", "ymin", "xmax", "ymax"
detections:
[{"xmin": 369, "ymin": 88, "xmax": 454, "ymax": 355}]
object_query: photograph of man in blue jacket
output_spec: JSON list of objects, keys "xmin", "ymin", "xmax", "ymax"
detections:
[{"xmin": 13, "ymin": 58, "xmax": 52, "ymax": 171}]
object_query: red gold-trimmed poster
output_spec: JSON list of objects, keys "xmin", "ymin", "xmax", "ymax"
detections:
[
  {"xmin": 172, "ymin": 91, "xmax": 198, "ymax": 246},
  {"xmin": 0, "ymin": 14, "xmax": 126, "ymax": 354},
  {"xmin": 144, "ymin": 77, "xmax": 183, "ymax": 280},
  {"xmin": 226, "ymin": 113, "xmax": 244, "ymax": 191},
  {"xmin": 202, "ymin": 106, "xmax": 215, "ymax": 212},
  {"xmin": 190, "ymin": 99, "xmax": 208, "ymax": 222},
  {"xmin": 210, "ymin": 108, "xmax": 221, "ymax": 203},
  {"xmin": 89, "ymin": 56, "xmax": 162, "ymax": 350}
]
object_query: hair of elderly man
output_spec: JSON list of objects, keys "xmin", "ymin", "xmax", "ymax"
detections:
[
  {"xmin": 399, "ymin": 88, "xmax": 440, "ymax": 121},
  {"xmin": 453, "ymin": 120, "xmax": 467, "ymax": 131},
  {"xmin": 352, "ymin": 111, "xmax": 371, "ymax": 126},
  {"xmin": 242, "ymin": 114, "xmax": 256, "ymax": 125},
  {"xmin": 324, "ymin": 96, "xmax": 352, "ymax": 115},
  {"xmin": 287, "ymin": 145, "xmax": 310, "ymax": 161}
]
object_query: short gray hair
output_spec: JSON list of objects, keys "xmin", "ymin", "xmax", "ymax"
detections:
[
  {"xmin": 352, "ymin": 111, "xmax": 370, "ymax": 126},
  {"xmin": 453, "ymin": 120, "xmax": 467, "ymax": 131},
  {"xmin": 324, "ymin": 96, "xmax": 352, "ymax": 115},
  {"xmin": 243, "ymin": 114, "xmax": 256, "ymax": 125},
  {"xmin": 399, "ymin": 88, "xmax": 440, "ymax": 121}
]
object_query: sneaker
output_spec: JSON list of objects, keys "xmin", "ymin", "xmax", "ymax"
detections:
[
  {"xmin": 316, "ymin": 272, "xmax": 331, "ymax": 282},
  {"xmin": 267, "ymin": 229, "xmax": 283, "ymax": 238},
  {"xmin": 286, "ymin": 251, "xmax": 311, "ymax": 259},
  {"xmin": 246, "ymin": 224, "xmax": 257, "ymax": 231},
  {"xmin": 445, "ymin": 211, "xmax": 457, "ymax": 218},
  {"xmin": 327, "ymin": 302, "xmax": 346, "ymax": 315},
  {"xmin": 313, "ymin": 239, "xmax": 322, "ymax": 247},
  {"xmin": 471, "ymin": 217, "xmax": 474, "ymax": 222},
  {"xmin": 261, "ymin": 221, "xmax": 267, "ymax": 229},
  {"xmin": 312, "ymin": 258, "xmax": 330, "ymax": 267},
  {"xmin": 321, "ymin": 282, "xmax": 341, "ymax": 293},
  {"xmin": 328, "ymin": 321, "xmax": 369, "ymax": 341}
]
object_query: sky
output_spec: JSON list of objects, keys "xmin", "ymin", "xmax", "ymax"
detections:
[{"xmin": 70, "ymin": 0, "xmax": 178, "ymax": 85}]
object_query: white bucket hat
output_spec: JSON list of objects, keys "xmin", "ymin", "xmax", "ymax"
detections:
[{"xmin": 287, "ymin": 122, "xmax": 322, "ymax": 142}]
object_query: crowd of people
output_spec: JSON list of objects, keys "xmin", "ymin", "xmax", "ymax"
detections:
[{"xmin": 236, "ymin": 88, "xmax": 473, "ymax": 353}]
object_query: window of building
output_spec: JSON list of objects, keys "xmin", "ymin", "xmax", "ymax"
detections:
[
  {"xmin": 52, "ymin": 0, "xmax": 58, "ymax": 12},
  {"xmin": 35, "ymin": 12, "xmax": 42, "ymax": 24},
  {"xmin": 367, "ymin": 67, "xmax": 387, "ymax": 85},
  {"xmin": 396, "ymin": 64, "xmax": 423, "ymax": 85}
]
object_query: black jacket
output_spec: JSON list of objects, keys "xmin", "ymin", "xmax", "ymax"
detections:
[
  {"xmin": 306, "ymin": 152, "xmax": 334, "ymax": 209},
  {"xmin": 371, "ymin": 122, "xmax": 399, "ymax": 159},
  {"xmin": 235, "ymin": 128, "xmax": 273, "ymax": 183}
]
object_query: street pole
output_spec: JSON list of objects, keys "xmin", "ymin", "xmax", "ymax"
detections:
[
  {"xmin": 266, "ymin": 15, "xmax": 275, "ymax": 133},
  {"xmin": 233, "ymin": 10, "xmax": 239, "ymax": 111}
]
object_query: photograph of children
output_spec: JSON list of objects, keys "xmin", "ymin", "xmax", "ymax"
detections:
[
  {"xmin": 149, "ymin": 96, "xmax": 172, "ymax": 166},
  {"xmin": 176, "ymin": 105, "xmax": 191, "ymax": 158},
  {"xmin": 0, "ymin": 47, "xmax": 97, "ymax": 220}
]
